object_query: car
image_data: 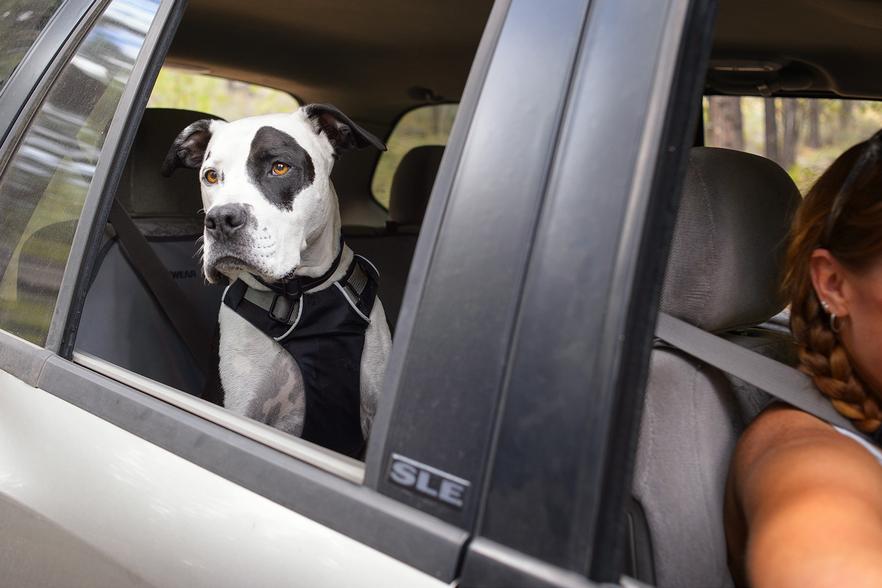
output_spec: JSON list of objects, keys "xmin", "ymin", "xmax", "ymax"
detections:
[{"xmin": 0, "ymin": 0, "xmax": 878, "ymax": 586}]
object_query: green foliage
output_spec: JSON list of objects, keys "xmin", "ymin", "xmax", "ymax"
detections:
[
  {"xmin": 707, "ymin": 97, "xmax": 882, "ymax": 194},
  {"xmin": 147, "ymin": 67, "xmax": 299, "ymax": 120}
]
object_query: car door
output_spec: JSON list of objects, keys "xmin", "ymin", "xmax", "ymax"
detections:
[
  {"xmin": 0, "ymin": 0, "xmax": 714, "ymax": 587},
  {"xmin": 0, "ymin": 0, "xmax": 459, "ymax": 586}
]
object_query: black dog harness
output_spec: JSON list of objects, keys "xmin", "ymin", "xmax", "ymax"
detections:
[{"xmin": 222, "ymin": 245, "xmax": 378, "ymax": 458}]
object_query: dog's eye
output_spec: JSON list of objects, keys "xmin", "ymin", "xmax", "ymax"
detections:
[
  {"xmin": 204, "ymin": 169, "xmax": 219, "ymax": 184},
  {"xmin": 271, "ymin": 162, "xmax": 291, "ymax": 176}
]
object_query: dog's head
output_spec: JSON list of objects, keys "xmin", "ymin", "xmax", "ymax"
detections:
[{"xmin": 162, "ymin": 104, "xmax": 385, "ymax": 283}]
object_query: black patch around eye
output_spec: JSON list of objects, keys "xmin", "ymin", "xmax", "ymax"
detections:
[{"xmin": 246, "ymin": 126, "xmax": 316, "ymax": 211}]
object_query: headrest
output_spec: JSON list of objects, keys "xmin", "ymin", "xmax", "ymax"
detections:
[
  {"xmin": 661, "ymin": 147, "xmax": 801, "ymax": 332},
  {"xmin": 116, "ymin": 108, "xmax": 223, "ymax": 220},
  {"xmin": 388, "ymin": 145, "xmax": 444, "ymax": 226}
]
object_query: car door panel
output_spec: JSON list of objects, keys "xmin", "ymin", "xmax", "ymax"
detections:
[{"xmin": 0, "ymin": 368, "xmax": 449, "ymax": 588}]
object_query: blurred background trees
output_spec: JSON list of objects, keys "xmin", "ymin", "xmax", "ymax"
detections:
[{"xmin": 704, "ymin": 96, "xmax": 882, "ymax": 193}]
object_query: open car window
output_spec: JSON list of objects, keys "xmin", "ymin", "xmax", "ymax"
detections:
[{"xmin": 704, "ymin": 96, "xmax": 882, "ymax": 192}]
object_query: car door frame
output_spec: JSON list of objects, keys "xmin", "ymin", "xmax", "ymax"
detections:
[{"xmin": 0, "ymin": 0, "xmax": 717, "ymax": 585}]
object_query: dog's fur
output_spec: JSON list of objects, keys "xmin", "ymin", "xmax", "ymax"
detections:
[{"xmin": 163, "ymin": 105, "xmax": 390, "ymax": 441}]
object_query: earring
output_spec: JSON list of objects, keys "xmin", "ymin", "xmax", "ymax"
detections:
[
  {"xmin": 830, "ymin": 313, "xmax": 841, "ymax": 333},
  {"xmin": 821, "ymin": 300, "xmax": 841, "ymax": 333}
]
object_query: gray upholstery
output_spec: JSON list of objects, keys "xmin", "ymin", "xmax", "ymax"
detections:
[
  {"xmin": 631, "ymin": 147, "xmax": 801, "ymax": 588},
  {"xmin": 387, "ymin": 145, "xmax": 444, "ymax": 225},
  {"xmin": 345, "ymin": 145, "xmax": 443, "ymax": 328},
  {"xmin": 661, "ymin": 147, "xmax": 800, "ymax": 332},
  {"xmin": 116, "ymin": 108, "xmax": 220, "ymax": 223},
  {"xmin": 77, "ymin": 108, "xmax": 224, "ymax": 395}
]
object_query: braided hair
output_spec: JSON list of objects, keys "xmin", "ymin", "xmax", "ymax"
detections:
[{"xmin": 782, "ymin": 131, "xmax": 882, "ymax": 434}]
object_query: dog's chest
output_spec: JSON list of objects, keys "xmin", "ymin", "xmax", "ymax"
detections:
[{"xmin": 218, "ymin": 304, "xmax": 306, "ymax": 435}]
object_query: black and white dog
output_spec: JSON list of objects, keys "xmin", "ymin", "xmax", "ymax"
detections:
[{"xmin": 162, "ymin": 104, "xmax": 390, "ymax": 458}]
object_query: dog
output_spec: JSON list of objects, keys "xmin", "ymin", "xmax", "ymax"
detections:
[{"xmin": 162, "ymin": 104, "xmax": 390, "ymax": 458}]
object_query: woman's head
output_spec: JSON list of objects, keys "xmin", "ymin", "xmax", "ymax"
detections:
[{"xmin": 783, "ymin": 131, "xmax": 882, "ymax": 433}]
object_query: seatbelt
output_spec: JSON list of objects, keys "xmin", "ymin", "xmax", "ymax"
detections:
[
  {"xmin": 107, "ymin": 199, "xmax": 211, "ymax": 377},
  {"xmin": 655, "ymin": 311, "xmax": 860, "ymax": 435}
]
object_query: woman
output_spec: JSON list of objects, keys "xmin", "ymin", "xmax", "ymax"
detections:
[{"xmin": 726, "ymin": 131, "xmax": 882, "ymax": 588}]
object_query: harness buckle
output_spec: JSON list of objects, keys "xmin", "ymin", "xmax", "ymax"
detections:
[{"xmin": 269, "ymin": 294, "xmax": 297, "ymax": 324}]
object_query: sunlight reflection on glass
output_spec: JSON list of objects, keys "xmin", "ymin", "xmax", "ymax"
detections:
[{"xmin": 0, "ymin": 0, "xmax": 161, "ymax": 344}]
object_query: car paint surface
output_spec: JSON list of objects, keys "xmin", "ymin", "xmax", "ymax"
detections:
[{"xmin": 0, "ymin": 368, "xmax": 447, "ymax": 588}]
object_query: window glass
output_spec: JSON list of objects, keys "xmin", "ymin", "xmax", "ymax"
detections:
[
  {"xmin": 372, "ymin": 104, "xmax": 457, "ymax": 208},
  {"xmin": 704, "ymin": 96, "xmax": 882, "ymax": 193},
  {"xmin": 146, "ymin": 66, "xmax": 299, "ymax": 120},
  {"xmin": 0, "ymin": 0, "xmax": 161, "ymax": 345},
  {"xmin": 0, "ymin": 0, "xmax": 63, "ymax": 92}
]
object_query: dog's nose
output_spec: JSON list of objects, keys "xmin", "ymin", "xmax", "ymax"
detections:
[{"xmin": 205, "ymin": 204, "xmax": 247, "ymax": 239}]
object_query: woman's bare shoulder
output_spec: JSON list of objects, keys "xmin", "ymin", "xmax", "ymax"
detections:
[
  {"xmin": 728, "ymin": 404, "xmax": 882, "ymax": 588},
  {"xmin": 732, "ymin": 403, "xmax": 882, "ymax": 508},
  {"xmin": 733, "ymin": 404, "xmax": 842, "ymax": 476}
]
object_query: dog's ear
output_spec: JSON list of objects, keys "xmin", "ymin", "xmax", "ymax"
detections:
[
  {"xmin": 303, "ymin": 104, "xmax": 386, "ymax": 154},
  {"xmin": 161, "ymin": 119, "xmax": 217, "ymax": 176}
]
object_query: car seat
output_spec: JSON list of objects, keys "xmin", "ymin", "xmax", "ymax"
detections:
[
  {"xmin": 75, "ymin": 108, "xmax": 224, "ymax": 395},
  {"xmin": 344, "ymin": 145, "xmax": 444, "ymax": 329},
  {"xmin": 627, "ymin": 147, "xmax": 801, "ymax": 587}
]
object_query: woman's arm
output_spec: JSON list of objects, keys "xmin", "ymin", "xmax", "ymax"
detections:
[{"xmin": 728, "ymin": 405, "xmax": 882, "ymax": 588}]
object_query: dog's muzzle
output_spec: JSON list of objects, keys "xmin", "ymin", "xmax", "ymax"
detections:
[{"xmin": 205, "ymin": 203, "xmax": 250, "ymax": 242}]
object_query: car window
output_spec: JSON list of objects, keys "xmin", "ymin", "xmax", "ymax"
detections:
[
  {"xmin": 372, "ymin": 104, "xmax": 457, "ymax": 208},
  {"xmin": 146, "ymin": 66, "xmax": 299, "ymax": 120},
  {"xmin": 0, "ymin": 0, "xmax": 64, "ymax": 93},
  {"xmin": 704, "ymin": 96, "xmax": 882, "ymax": 193},
  {"xmin": 0, "ymin": 0, "xmax": 161, "ymax": 345}
]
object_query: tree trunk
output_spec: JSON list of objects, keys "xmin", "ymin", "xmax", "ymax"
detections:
[
  {"xmin": 807, "ymin": 100, "xmax": 821, "ymax": 148},
  {"xmin": 764, "ymin": 98, "xmax": 779, "ymax": 163},
  {"xmin": 840, "ymin": 100, "xmax": 854, "ymax": 134},
  {"xmin": 707, "ymin": 96, "xmax": 744, "ymax": 151},
  {"xmin": 780, "ymin": 100, "xmax": 801, "ymax": 171}
]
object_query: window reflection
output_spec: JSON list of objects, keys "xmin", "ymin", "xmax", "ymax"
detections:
[
  {"xmin": 0, "ymin": 0, "xmax": 63, "ymax": 92},
  {"xmin": 0, "ymin": 0, "xmax": 160, "ymax": 345}
]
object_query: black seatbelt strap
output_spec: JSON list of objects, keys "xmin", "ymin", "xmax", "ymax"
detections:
[
  {"xmin": 655, "ymin": 311, "xmax": 861, "ymax": 435},
  {"xmin": 107, "ymin": 199, "xmax": 211, "ymax": 377}
]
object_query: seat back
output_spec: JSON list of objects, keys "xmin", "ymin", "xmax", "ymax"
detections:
[
  {"xmin": 345, "ymin": 145, "xmax": 444, "ymax": 328},
  {"xmin": 76, "ymin": 108, "xmax": 224, "ymax": 395},
  {"xmin": 630, "ymin": 147, "xmax": 801, "ymax": 587}
]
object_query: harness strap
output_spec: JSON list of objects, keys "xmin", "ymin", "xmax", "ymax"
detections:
[{"xmin": 238, "ymin": 255, "xmax": 373, "ymax": 326}]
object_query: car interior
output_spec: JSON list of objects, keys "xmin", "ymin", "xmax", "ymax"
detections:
[
  {"xmin": 630, "ymin": 1, "xmax": 882, "ymax": 587},
  {"xmin": 43, "ymin": 0, "xmax": 882, "ymax": 585}
]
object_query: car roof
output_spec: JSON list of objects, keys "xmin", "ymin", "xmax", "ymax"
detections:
[
  {"xmin": 164, "ymin": 0, "xmax": 494, "ymax": 124},
  {"xmin": 710, "ymin": 0, "xmax": 882, "ymax": 99},
  {"xmin": 164, "ymin": 0, "xmax": 881, "ymax": 131}
]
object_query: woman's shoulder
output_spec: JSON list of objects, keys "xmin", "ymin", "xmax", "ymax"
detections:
[
  {"xmin": 727, "ymin": 404, "xmax": 882, "ymax": 587},
  {"xmin": 732, "ymin": 403, "xmax": 882, "ymax": 485}
]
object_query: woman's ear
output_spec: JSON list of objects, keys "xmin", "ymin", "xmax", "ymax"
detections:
[{"xmin": 810, "ymin": 248, "xmax": 850, "ymax": 317}]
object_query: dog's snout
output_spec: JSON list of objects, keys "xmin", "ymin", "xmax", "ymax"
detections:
[{"xmin": 205, "ymin": 204, "xmax": 248, "ymax": 239}]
